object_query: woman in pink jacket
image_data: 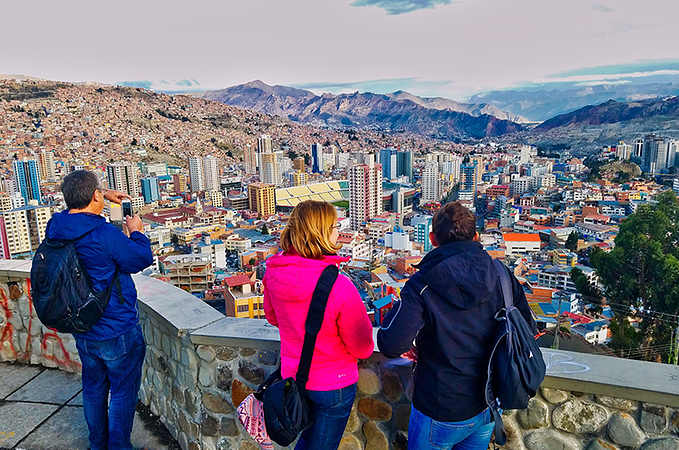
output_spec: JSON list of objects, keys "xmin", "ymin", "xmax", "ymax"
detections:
[{"xmin": 263, "ymin": 200, "xmax": 374, "ymax": 450}]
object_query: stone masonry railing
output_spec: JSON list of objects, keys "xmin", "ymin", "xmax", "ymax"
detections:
[{"xmin": 2, "ymin": 260, "xmax": 679, "ymax": 450}]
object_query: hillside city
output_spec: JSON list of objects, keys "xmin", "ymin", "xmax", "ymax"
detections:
[{"xmin": 2, "ymin": 79, "xmax": 679, "ymax": 363}]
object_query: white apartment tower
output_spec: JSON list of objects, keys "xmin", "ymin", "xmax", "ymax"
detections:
[
  {"xmin": 422, "ymin": 162, "xmax": 440, "ymax": 203},
  {"xmin": 188, "ymin": 156, "xmax": 204, "ymax": 192},
  {"xmin": 349, "ymin": 154, "xmax": 382, "ymax": 230},
  {"xmin": 106, "ymin": 162, "xmax": 139, "ymax": 197},
  {"xmin": 202, "ymin": 156, "xmax": 220, "ymax": 191},
  {"xmin": 261, "ymin": 153, "xmax": 282, "ymax": 186}
]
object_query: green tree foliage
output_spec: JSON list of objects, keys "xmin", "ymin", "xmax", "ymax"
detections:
[
  {"xmin": 590, "ymin": 190, "xmax": 679, "ymax": 360},
  {"xmin": 570, "ymin": 267, "xmax": 600, "ymax": 302},
  {"xmin": 260, "ymin": 223, "xmax": 269, "ymax": 235},
  {"xmin": 565, "ymin": 231, "xmax": 580, "ymax": 252}
]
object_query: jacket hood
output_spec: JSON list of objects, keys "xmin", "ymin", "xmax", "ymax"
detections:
[
  {"xmin": 416, "ymin": 240, "xmax": 497, "ymax": 310},
  {"xmin": 265, "ymin": 252, "xmax": 349, "ymax": 303},
  {"xmin": 46, "ymin": 211, "xmax": 107, "ymax": 240}
]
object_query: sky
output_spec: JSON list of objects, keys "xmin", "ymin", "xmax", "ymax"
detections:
[{"xmin": 2, "ymin": 0, "xmax": 679, "ymax": 100}]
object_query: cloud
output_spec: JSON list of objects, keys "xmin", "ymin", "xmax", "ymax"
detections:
[
  {"xmin": 350, "ymin": 0, "xmax": 454, "ymax": 15},
  {"xmin": 591, "ymin": 3, "xmax": 615, "ymax": 14}
]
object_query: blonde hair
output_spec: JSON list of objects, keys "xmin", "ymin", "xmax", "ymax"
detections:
[{"xmin": 280, "ymin": 200, "xmax": 341, "ymax": 259}]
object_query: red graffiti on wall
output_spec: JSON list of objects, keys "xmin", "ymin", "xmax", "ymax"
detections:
[
  {"xmin": 0, "ymin": 287, "xmax": 18, "ymax": 359},
  {"xmin": 0, "ymin": 279, "xmax": 81, "ymax": 370}
]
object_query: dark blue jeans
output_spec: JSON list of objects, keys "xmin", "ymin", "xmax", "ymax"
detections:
[
  {"xmin": 295, "ymin": 383, "xmax": 357, "ymax": 450},
  {"xmin": 75, "ymin": 324, "xmax": 146, "ymax": 450},
  {"xmin": 408, "ymin": 406, "xmax": 495, "ymax": 450}
]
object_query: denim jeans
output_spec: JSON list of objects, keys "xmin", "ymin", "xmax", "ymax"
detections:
[
  {"xmin": 75, "ymin": 324, "xmax": 146, "ymax": 450},
  {"xmin": 408, "ymin": 406, "xmax": 495, "ymax": 450},
  {"xmin": 295, "ymin": 383, "xmax": 357, "ymax": 450}
]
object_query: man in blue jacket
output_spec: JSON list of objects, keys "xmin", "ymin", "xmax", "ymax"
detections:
[
  {"xmin": 377, "ymin": 202, "xmax": 535, "ymax": 450},
  {"xmin": 46, "ymin": 170, "xmax": 154, "ymax": 450}
]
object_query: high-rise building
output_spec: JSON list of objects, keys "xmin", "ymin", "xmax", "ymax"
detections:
[
  {"xmin": 244, "ymin": 144, "xmax": 257, "ymax": 174},
  {"xmin": 520, "ymin": 145, "xmax": 534, "ymax": 164},
  {"xmin": 673, "ymin": 177, "xmax": 679, "ymax": 195},
  {"xmin": 642, "ymin": 134, "xmax": 667, "ymax": 173},
  {"xmin": 2, "ymin": 205, "xmax": 51, "ymax": 256},
  {"xmin": 380, "ymin": 148, "xmax": 398, "ymax": 180},
  {"xmin": 106, "ymin": 162, "xmax": 139, "ymax": 197},
  {"xmin": 293, "ymin": 157, "xmax": 305, "ymax": 172},
  {"xmin": 470, "ymin": 156, "xmax": 485, "ymax": 187},
  {"xmin": 188, "ymin": 156, "xmax": 204, "ymax": 192},
  {"xmin": 311, "ymin": 143, "xmax": 322, "ymax": 173},
  {"xmin": 257, "ymin": 135, "xmax": 273, "ymax": 154},
  {"xmin": 261, "ymin": 153, "xmax": 282, "ymax": 186},
  {"xmin": 459, "ymin": 163, "xmax": 477, "ymax": 194},
  {"xmin": 202, "ymin": 156, "xmax": 220, "ymax": 191},
  {"xmin": 248, "ymin": 183, "xmax": 275, "ymax": 218},
  {"xmin": 616, "ymin": 141, "xmax": 633, "ymax": 160},
  {"xmin": 172, "ymin": 174, "xmax": 187, "ymax": 193},
  {"xmin": 412, "ymin": 215, "xmax": 433, "ymax": 253},
  {"xmin": 667, "ymin": 140, "xmax": 678, "ymax": 169},
  {"xmin": 0, "ymin": 217, "xmax": 10, "ymax": 259},
  {"xmin": 141, "ymin": 177, "xmax": 160, "ymax": 203},
  {"xmin": 634, "ymin": 139, "xmax": 644, "ymax": 158},
  {"xmin": 13, "ymin": 160, "xmax": 42, "ymax": 204},
  {"xmin": 397, "ymin": 151, "xmax": 413, "ymax": 183},
  {"xmin": 349, "ymin": 154, "xmax": 382, "ymax": 230},
  {"xmin": 323, "ymin": 145, "xmax": 337, "ymax": 171},
  {"xmin": 421, "ymin": 162, "xmax": 440, "ymax": 204},
  {"xmin": 38, "ymin": 151, "xmax": 56, "ymax": 182}
]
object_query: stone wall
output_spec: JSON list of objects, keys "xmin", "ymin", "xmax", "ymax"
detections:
[
  {"xmin": 0, "ymin": 270, "xmax": 81, "ymax": 372},
  {"xmin": 3, "ymin": 260, "xmax": 679, "ymax": 450}
]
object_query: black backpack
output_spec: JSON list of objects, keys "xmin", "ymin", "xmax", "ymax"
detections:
[
  {"xmin": 30, "ymin": 231, "xmax": 123, "ymax": 334},
  {"xmin": 486, "ymin": 260, "xmax": 546, "ymax": 445},
  {"xmin": 255, "ymin": 265, "xmax": 339, "ymax": 446}
]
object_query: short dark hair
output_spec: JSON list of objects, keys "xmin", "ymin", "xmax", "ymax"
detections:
[
  {"xmin": 432, "ymin": 202, "xmax": 476, "ymax": 246},
  {"xmin": 61, "ymin": 170, "xmax": 100, "ymax": 210}
]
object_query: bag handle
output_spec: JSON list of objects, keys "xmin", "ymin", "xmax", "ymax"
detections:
[{"xmin": 295, "ymin": 265, "xmax": 339, "ymax": 390}]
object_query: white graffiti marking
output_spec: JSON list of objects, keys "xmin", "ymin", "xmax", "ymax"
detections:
[{"xmin": 543, "ymin": 351, "xmax": 591, "ymax": 374}]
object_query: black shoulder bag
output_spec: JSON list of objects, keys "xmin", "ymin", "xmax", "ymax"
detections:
[
  {"xmin": 256, "ymin": 264, "xmax": 339, "ymax": 446},
  {"xmin": 485, "ymin": 260, "xmax": 546, "ymax": 446}
]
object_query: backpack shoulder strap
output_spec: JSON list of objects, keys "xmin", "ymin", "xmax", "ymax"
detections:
[
  {"xmin": 295, "ymin": 265, "xmax": 339, "ymax": 390},
  {"xmin": 492, "ymin": 259, "xmax": 513, "ymax": 310}
]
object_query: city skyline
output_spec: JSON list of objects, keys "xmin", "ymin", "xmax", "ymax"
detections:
[{"xmin": 2, "ymin": 0, "xmax": 679, "ymax": 100}]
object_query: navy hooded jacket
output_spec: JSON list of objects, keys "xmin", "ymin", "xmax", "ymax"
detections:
[
  {"xmin": 377, "ymin": 240, "xmax": 535, "ymax": 422},
  {"xmin": 45, "ymin": 210, "xmax": 154, "ymax": 341}
]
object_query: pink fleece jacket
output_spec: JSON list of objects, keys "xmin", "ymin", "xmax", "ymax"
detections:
[{"xmin": 263, "ymin": 252, "xmax": 374, "ymax": 391}]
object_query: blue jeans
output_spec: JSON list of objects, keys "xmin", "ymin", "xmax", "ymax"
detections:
[
  {"xmin": 408, "ymin": 406, "xmax": 495, "ymax": 450},
  {"xmin": 75, "ymin": 324, "xmax": 146, "ymax": 450},
  {"xmin": 295, "ymin": 383, "xmax": 357, "ymax": 450}
]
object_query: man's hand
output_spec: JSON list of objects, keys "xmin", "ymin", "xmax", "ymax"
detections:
[
  {"xmin": 104, "ymin": 189, "xmax": 131, "ymax": 205},
  {"xmin": 124, "ymin": 215, "xmax": 144, "ymax": 234}
]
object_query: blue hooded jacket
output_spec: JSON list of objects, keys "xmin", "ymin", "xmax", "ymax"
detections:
[{"xmin": 45, "ymin": 210, "xmax": 154, "ymax": 341}]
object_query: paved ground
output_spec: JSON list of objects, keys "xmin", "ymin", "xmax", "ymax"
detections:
[{"xmin": 0, "ymin": 362, "xmax": 180, "ymax": 450}]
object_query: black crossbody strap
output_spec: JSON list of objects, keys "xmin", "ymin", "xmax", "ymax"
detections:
[
  {"xmin": 295, "ymin": 265, "xmax": 339, "ymax": 390},
  {"xmin": 492, "ymin": 259, "xmax": 513, "ymax": 310}
]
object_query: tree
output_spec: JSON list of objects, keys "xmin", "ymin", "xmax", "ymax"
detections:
[
  {"xmin": 570, "ymin": 267, "xmax": 600, "ymax": 302},
  {"xmin": 131, "ymin": 138, "xmax": 138, "ymax": 146},
  {"xmin": 565, "ymin": 232, "xmax": 580, "ymax": 252},
  {"xmin": 249, "ymin": 258, "xmax": 257, "ymax": 267},
  {"xmin": 287, "ymin": 150, "xmax": 298, "ymax": 160},
  {"xmin": 590, "ymin": 190, "xmax": 679, "ymax": 360},
  {"xmin": 261, "ymin": 223, "xmax": 269, "ymax": 235}
]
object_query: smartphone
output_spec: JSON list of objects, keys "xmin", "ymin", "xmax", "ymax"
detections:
[{"xmin": 122, "ymin": 200, "xmax": 132, "ymax": 218}]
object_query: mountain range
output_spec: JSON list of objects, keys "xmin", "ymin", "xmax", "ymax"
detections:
[
  {"xmin": 468, "ymin": 83, "xmax": 679, "ymax": 122},
  {"xmin": 202, "ymin": 80, "xmax": 526, "ymax": 140}
]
